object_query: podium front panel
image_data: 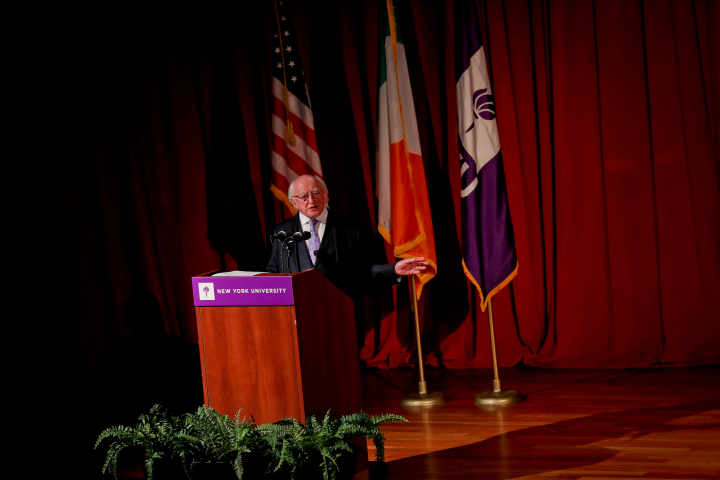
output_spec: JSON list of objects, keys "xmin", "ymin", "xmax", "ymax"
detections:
[{"xmin": 196, "ymin": 305, "xmax": 303, "ymax": 423}]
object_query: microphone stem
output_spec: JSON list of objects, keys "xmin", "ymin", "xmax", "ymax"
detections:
[{"xmin": 284, "ymin": 242, "xmax": 291, "ymax": 273}]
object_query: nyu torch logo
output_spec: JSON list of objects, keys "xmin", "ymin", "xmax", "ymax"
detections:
[
  {"xmin": 459, "ymin": 84, "xmax": 501, "ymax": 198},
  {"xmin": 465, "ymin": 88, "xmax": 496, "ymax": 133},
  {"xmin": 198, "ymin": 282, "xmax": 215, "ymax": 301}
]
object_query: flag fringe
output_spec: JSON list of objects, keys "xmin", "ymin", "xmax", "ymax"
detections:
[
  {"xmin": 270, "ymin": 183, "xmax": 297, "ymax": 213},
  {"xmin": 395, "ymin": 253, "xmax": 438, "ymax": 300},
  {"xmin": 393, "ymin": 232, "xmax": 427, "ymax": 257},
  {"xmin": 462, "ymin": 259, "xmax": 518, "ymax": 312},
  {"xmin": 378, "ymin": 223, "xmax": 393, "ymax": 245},
  {"xmin": 380, "ymin": 222, "xmax": 438, "ymax": 300},
  {"xmin": 378, "ymin": 224, "xmax": 429, "ymax": 258}
]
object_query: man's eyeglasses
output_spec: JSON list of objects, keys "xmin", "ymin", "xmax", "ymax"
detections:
[{"xmin": 291, "ymin": 191, "xmax": 323, "ymax": 202}]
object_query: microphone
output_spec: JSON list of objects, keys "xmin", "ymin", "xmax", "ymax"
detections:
[
  {"xmin": 271, "ymin": 231, "xmax": 291, "ymax": 240},
  {"xmin": 285, "ymin": 231, "xmax": 311, "ymax": 243}
]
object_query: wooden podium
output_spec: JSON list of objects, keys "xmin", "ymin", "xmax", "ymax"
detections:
[{"xmin": 192, "ymin": 269, "xmax": 362, "ymax": 425}]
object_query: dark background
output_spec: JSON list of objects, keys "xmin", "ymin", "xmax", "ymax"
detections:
[{"xmin": 23, "ymin": 0, "xmax": 718, "ymax": 473}]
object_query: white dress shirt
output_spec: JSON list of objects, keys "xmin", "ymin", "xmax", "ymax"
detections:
[{"xmin": 298, "ymin": 207, "xmax": 328, "ymax": 251}]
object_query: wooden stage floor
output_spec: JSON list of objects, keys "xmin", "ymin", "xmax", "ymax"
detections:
[{"xmin": 360, "ymin": 366, "xmax": 720, "ymax": 480}]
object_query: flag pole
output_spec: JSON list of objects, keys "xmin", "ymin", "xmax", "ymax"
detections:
[
  {"xmin": 474, "ymin": 298, "xmax": 526, "ymax": 405},
  {"xmin": 400, "ymin": 275, "xmax": 447, "ymax": 407}
]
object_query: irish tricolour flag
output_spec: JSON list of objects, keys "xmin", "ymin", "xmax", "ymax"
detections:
[{"xmin": 376, "ymin": 0, "xmax": 437, "ymax": 298}]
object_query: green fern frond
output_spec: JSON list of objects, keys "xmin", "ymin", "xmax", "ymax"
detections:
[
  {"xmin": 371, "ymin": 413, "xmax": 409, "ymax": 425},
  {"xmin": 321, "ymin": 457, "xmax": 331, "ymax": 480},
  {"xmin": 102, "ymin": 443, "xmax": 124, "ymax": 478},
  {"xmin": 144, "ymin": 451, "xmax": 164, "ymax": 480},
  {"xmin": 234, "ymin": 451, "xmax": 244, "ymax": 480},
  {"xmin": 372, "ymin": 432, "xmax": 387, "ymax": 461},
  {"xmin": 336, "ymin": 423, "xmax": 370, "ymax": 438},
  {"xmin": 329, "ymin": 442, "xmax": 353, "ymax": 453},
  {"xmin": 95, "ymin": 425, "xmax": 133, "ymax": 449},
  {"xmin": 274, "ymin": 438, "xmax": 290, "ymax": 472},
  {"xmin": 340, "ymin": 412, "xmax": 371, "ymax": 424}
]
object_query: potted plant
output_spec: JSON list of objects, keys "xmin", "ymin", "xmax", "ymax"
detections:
[
  {"xmin": 96, "ymin": 405, "xmax": 407, "ymax": 480},
  {"xmin": 259, "ymin": 411, "xmax": 408, "ymax": 480},
  {"xmin": 178, "ymin": 406, "xmax": 266, "ymax": 480},
  {"xmin": 95, "ymin": 405, "xmax": 188, "ymax": 480}
]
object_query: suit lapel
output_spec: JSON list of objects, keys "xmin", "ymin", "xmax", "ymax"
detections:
[
  {"xmin": 297, "ymin": 239, "xmax": 312, "ymax": 268},
  {"xmin": 317, "ymin": 210, "xmax": 335, "ymax": 267},
  {"xmin": 292, "ymin": 214, "xmax": 313, "ymax": 270}
]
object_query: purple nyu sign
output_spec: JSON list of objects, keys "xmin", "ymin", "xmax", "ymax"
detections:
[{"xmin": 192, "ymin": 275, "xmax": 294, "ymax": 306}]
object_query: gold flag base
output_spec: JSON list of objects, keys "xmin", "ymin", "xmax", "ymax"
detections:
[
  {"xmin": 474, "ymin": 379, "xmax": 526, "ymax": 405},
  {"xmin": 474, "ymin": 389, "xmax": 526, "ymax": 406},
  {"xmin": 401, "ymin": 381, "xmax": 447, "ymax": 407}
]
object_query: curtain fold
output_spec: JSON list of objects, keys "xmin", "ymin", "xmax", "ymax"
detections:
[{"xmin": 40, "ymin": 0, "xmax": 719, "ymax": 385}]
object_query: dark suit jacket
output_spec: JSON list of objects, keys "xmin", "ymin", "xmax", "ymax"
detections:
[{"xmin": 266, "ymin": 210, "xmax": 400, "ymax": 298}]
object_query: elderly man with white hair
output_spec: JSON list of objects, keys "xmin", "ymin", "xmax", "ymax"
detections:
[{"xmin": 267, "ymin": 174, "xmax": 429, "ymax": 298}]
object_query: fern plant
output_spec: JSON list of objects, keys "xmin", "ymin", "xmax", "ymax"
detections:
[
  {"xmin": 258, "ymin": 411, "xmax": 408, "ymax": 480},
  {"xmin": 95, "ymin": 405, "xmax": 188, "ymax": 480},
  {"xmin": 178, "ymin": 405, "xmax": 265, "ymax": 480},
  {"xmin": 337, "ymin": 412, "xmax": 408, "ymax": 462},
  {"xmin": 96, "ymin": 405, "xmax": 407, "ymax": 480}
]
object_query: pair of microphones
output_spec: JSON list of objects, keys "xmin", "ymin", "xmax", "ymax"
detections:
[{"xmin": 270, "ymin": 230, "xmax": 311, "ymax": 243}]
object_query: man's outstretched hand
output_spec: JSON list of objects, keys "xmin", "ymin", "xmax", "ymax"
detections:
[{"xmin": 394, "ymin": 257, "xmax": 431, "ymax": 276}]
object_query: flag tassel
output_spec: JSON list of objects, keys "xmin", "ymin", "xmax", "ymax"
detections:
[
  {"xmin": 285, "ymin": 121, "xmax": 296, "ymax": 146},
  {"xmin": 284, "ymin": 94, "xmax": 297, "ymax": 146},
  {"xmin": 474, "ymin": 299, "xmax": 526, "ymax": 405}
]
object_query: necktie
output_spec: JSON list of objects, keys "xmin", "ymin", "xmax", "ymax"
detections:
[{"xmin": 308, "ymin": 218, "xmax": 321, "ymax": 265}]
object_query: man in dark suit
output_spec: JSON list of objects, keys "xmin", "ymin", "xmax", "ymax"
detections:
[{"xmin": 266, "ymin": 175, "xmax": 429, "ymax": 299}]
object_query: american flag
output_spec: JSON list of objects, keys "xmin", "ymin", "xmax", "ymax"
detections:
[{"xmin": 269, "ymin": 0, "xmax": 323, "ymax": 211}]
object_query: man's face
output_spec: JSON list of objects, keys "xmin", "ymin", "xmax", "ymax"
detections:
[{"xmin": 290, "ymin": 176, "xmax": 329, "ymax": 219}]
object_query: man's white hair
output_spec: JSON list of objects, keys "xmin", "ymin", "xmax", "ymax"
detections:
[{"xmin": 288, "ymin": 175, "xmax": 327, "ymax": 199}]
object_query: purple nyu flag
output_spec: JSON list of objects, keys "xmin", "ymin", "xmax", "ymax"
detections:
[{"xmin": 455, "ymin": 0, "xmax": 517, "ymax": 312}]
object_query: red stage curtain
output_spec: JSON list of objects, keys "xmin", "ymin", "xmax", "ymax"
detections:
[{"xmin": 39, "ymin": 0, "xmax": 719, "ymax": 389}]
